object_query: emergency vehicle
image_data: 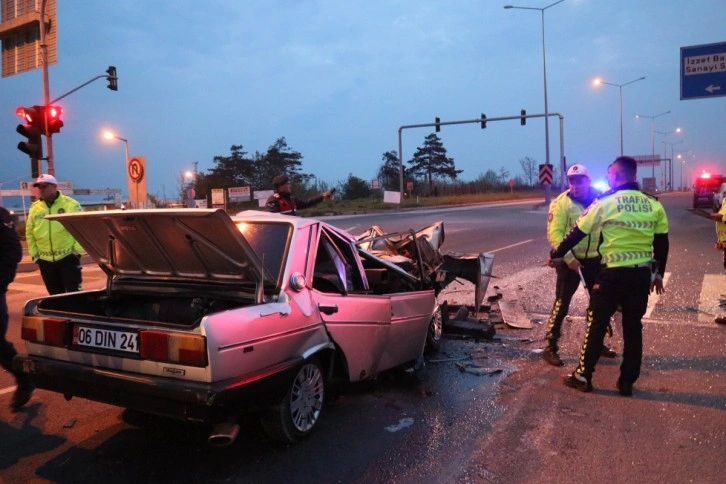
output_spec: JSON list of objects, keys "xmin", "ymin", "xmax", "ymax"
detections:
[{"xmin": 693, "ymin": 172, "xmax": 725, "ymax": 209}]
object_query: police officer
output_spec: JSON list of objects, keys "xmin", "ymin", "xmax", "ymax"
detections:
[
  {"xmin": 26, "ymin": 174, "xmax": 85, "ymax": 295},
  {"xmin": 0, "ymin": 207, "xmax": 34, "ymax": 410},
  {"xmin": 266, "ymin": 174, "xmax": 333, "ymax": 215},
  {"xmin": 544, "ymin": 164, "xmax": 616, "ymax": 367},
  {"xmin": 707, "ymin": 202, "xmax": 726, "ymax": 270},
  {"xmin": 550, "ymin": 156, "xmax": 669, "ymax": 396}
]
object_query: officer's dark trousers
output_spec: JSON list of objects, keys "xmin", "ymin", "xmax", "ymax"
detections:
[
  {"xmin": 545, "ymin": 257, "xmax": 600, "ymax": 352},
  {"xmin": 0, "ymin": 289, "xmax": 29, "ymax": 385},
  {"xmin": 576, "ymin": 266, "xmax": 651, "ymax": 384},
  {"xmin": 38, "ymin": 255, "xmax": 82, "ymax": 295}
]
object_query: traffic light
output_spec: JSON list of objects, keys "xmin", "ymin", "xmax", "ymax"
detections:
[
  {"xmin": 520, "ymin": 109, "xmax": 526, "ymax": 126},
  {"xmin": 480, "ymin": 113, "xmax": 487, "ymax": 129},
  {"xmin": 16, "ymin": 106, "xmax": 44, "ymax": 177},
  {"xmin": 46, "ymin": 105, "xmax": 64, "ymax": 134},
  {"xmin": 106, "ymin": 65, "xmax": 118, "ymax": 91}
]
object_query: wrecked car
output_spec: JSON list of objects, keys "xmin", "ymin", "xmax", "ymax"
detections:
[{"xmin": 14, "ymin": 209, "xmax": 493, "ymax": 445}]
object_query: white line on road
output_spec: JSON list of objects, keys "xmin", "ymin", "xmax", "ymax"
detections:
[
  {"xmin": 488, "ymin": 239, "xmax": 534, "ymax": 254},
  {"xmin": 644, "ymin": 272, "xmax": 671, "ymax": 319}
]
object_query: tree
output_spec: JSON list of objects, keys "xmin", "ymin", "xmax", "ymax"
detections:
[
  {"xmin": 252, "ymin": 137, "xmax": 304, "ymax": 189},
  {"xmin": 377, "ymin": 150, "xmax": 401, "ymax": 191},
  {"xmin": 519, "ymin": 156, "xmax": 538, "ymax": 187},
  {"xmin": 340, "ymin": 174, "xmax": 371, "ymax": 200},
  {"xmin": 193, "ymin": 145, "xmax": 250, "ymax": 200},
  {"xmin": 197, "ymin": 138, "xmax": 309, "ymax": 199},
  {"xmin": 407, "ymin": 133, "xmax": 462, "ymax": 194},
  {"xmin": 498, "ymin": 167, "xmax": 510, "ymax": 184}
]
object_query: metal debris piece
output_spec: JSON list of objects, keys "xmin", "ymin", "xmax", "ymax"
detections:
[
  {"xmin": 498, "ymin": 296, "xmax": 533, "ymax": 329},
  {"xmin": 455, "ymin": 363, "xmax": 503, "ymax": 376}
]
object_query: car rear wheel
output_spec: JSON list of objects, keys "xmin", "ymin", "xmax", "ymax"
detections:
[
  {"xmin": 260, "ymin": 357, "xmax": 326, "ymax": 444},
  {"xmin": 425, "ymin": 305, "xmax": 443, "ymax": 353}
]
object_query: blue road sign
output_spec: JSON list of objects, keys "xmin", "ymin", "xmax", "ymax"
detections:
[{"xmin": 681, "ymin": 41, "xmax": 726, "ymax": 100}]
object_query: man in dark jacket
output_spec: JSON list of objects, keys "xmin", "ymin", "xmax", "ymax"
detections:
[
  {"xmin": 265, "ymin": 174, "xmax": 333, "ymax": 215},
  {"xmin": 0, "ymin": 207, "xmax": 34, "ymax": 410}
]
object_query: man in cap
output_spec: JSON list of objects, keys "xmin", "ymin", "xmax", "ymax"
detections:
[
  {"xmin": 26, "ymin": 174, "xmax": 85, "ymax": 295},
  {"xmin": 0, "ymin": 207, "xmax": 35, "ymax": 410},
  {"xmin": 266, "ymin": 174, "xmax": 334, "ymax": 215},
  {"xmin": 544, "ymin": 163, "xmax": 616, "ymax": 367}
]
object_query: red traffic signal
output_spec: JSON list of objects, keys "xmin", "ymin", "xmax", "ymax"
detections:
[
  {"xmin": 16, "ymin": 105, "xmax": 42, "ymax": 124},
  {"xmin": 46, "ymin": 105, "xmax": 64, "ymax": 134},
  {"xmin": 16, "ymin": 105, "xmax": 44, "ymax": 177}
]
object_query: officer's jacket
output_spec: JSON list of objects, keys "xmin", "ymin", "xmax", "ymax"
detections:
[
  {"xmin": 0, "ymin": 220, "xmax": 22, "ymax": 290},
  {"xmin": 716, "ymin": 202, "xmax": 726, "ymax": 243},
  {"xmin": 265, "ymin": 192, "xmax": 324, "ymax": 216},
  {"xmin": 26, "ymin": 191, "xmax": 85, "ymax": 263},
  {"xmin": 575, "ymin": 183, "xmax": 668, "ymax": 268},
  {"xmin": 547, "ymin": 187, "xmax": 601, "ymax": 263}
]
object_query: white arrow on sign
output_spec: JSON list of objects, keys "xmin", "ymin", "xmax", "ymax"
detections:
[{"xmin": 706, "ymin": 84, "xmax": 721, "ymax": 93}]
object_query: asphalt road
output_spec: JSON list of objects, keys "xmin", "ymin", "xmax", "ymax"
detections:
[{"xmin": 1, "ymin": 192, "xmax": 724, "ymax": 483}]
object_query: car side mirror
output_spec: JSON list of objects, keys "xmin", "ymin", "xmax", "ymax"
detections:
[{"xmin": 289, "ymin": 272, "xmax": 306, "ymax": 292}]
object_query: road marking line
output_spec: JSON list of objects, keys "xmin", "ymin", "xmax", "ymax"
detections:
[
  {"xmin": 488, "ymin": 239, "xmax": 534, "ymax": 254},
  {"xmin": 644, "ymin": 272, "xmax": 671, "ymax": 319},
  {"xmin": 698, "ymin": 274, "xmax": 726, "ymax": 323}
]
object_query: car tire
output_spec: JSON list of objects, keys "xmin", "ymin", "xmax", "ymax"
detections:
[
  {"xmin": 425, "ymin": 305, "xmax": 443, "ymax": 353},
  {"xmin": 260, "ymin": 357, "xmax": 326, "ymax": 444}
]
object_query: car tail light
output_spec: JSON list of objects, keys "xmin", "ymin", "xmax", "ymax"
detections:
[
  {"xmin": 139, "ymin": 330, "xmax": 207, "ymax": 367},
  {"xmin": 21, "ymin": 316, "xmax": 70, "ymax": 347}
]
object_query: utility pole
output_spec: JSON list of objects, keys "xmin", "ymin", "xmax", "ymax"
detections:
[{"xmin": 39, "ymin": 0, "xmax": 55, "ymax": 175}]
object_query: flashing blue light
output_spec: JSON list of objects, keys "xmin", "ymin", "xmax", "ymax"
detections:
[{"xmin": 592, "ymin": 180, "xmax": 609, "ymax": 191}]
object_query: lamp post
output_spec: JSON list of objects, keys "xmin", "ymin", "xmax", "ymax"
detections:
[
  {"xmin": 635, "ymin": 111, "xmax": 670, "ymax": 190},
  {"xmin": 102, "ymin": 130, "xmax": 132, "ymax": 207},
  {"xmin": 655, "ymin": 127, "xmax": 682, "ymax": 191},
  {"xmin": 593, "ymin": 76, "xmax": 646, "ymax": 156},
  {"xmin": 184, "ymin": 161, "xmax": 198, "ymax": 208},
  {"xmin": 667, "ymin": 140, "xmax": 684, "ymax": 191},
  {"xmin": 505, "ymin": 0, "xmax": 565, "ymax": 193}
]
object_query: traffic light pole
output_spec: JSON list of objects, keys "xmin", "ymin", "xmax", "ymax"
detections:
[
  {"xmin": 39, "ymin": 0, "xmax": 54, "ymax": 175},
  {"xmin": 397, "ymin": 112, "xmax": 566, "ymax": 206}
]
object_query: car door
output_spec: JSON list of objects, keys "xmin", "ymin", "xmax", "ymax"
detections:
[{"xmin": 309, "ymin": 226, "xmax": 391, "ymax": 381}]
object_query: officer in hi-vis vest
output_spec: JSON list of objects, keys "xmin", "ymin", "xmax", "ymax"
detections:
[{"xmin": 549, "ymin": 156, "xmax": 669, "ymax": 396}]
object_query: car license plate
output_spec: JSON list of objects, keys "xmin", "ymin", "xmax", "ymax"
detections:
[{"xmin": 73, "ymin": 325, "xmax": 139, "ymax": 354}]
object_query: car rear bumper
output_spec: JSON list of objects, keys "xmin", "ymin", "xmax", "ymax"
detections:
[{"xmin": 13, "ymin": 355, "xmax": 302, "ymax": 422}]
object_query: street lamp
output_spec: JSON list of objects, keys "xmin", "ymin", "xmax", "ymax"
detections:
[
  {"xmin": 593, "ymin": 76, "xmax": 646, "ymax": 156},
  {"xmin": 102, "ymin": 130, "xmax": 133, "ymax": 207},
  {"xmin": 504, "ymin": 0, "xmax": 565, "ymax": 192},
  {"xmin": 635, "ymin": 111, "xmax": 670, "ymax": 190},
  {"xmin": 666, "ymin": 140, "xmax": 685, "ymax": 191},
  {"xmin": 655, "ymin": 127, "xmax": 682, "ymax": 191}
]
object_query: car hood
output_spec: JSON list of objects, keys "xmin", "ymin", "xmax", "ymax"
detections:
[{"xmin": 48, "ymin": 209, "xmax": 272, "ymax": 284}]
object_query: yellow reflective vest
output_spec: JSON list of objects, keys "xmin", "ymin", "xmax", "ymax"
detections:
[
  {"xmin": 547, "ymin": 189, "xmax": 601, "ymax": 264},
  {"xmin": 576, "ymin": 187, "xmax": 668, "ymax": 268},
  {"xmin": 26, "ymin": 191, "xmax": 85, "ymax": 262},
  {"xmin": 717, "ymin": 202, "xmax": 726, "ymax": 244}
]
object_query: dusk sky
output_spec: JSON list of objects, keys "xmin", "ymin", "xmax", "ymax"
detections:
[{"xmin": 1, "ymin": 0, "xmax": 725, "ymax": 203}]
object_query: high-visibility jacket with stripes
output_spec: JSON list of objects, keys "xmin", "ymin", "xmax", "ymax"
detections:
[
  {"xmin": 575, "ymin": 185, "xmax": 668, "ymax": 268},
  {"xmin": 26, "ymin": 191, "xmax": 85, "ymax": 262},
  {"xmin": 547, "ymin": 188, "xmax": 601, "ymax": 264}
]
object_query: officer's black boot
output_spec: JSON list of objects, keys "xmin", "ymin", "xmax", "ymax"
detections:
[
  {"xmin": 10, "ymin": 372, "xmax": 34, "ymax": 411},
  {"xmin": 543, "ymin": 346, "xmax": 564, "ymax": 367}
]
